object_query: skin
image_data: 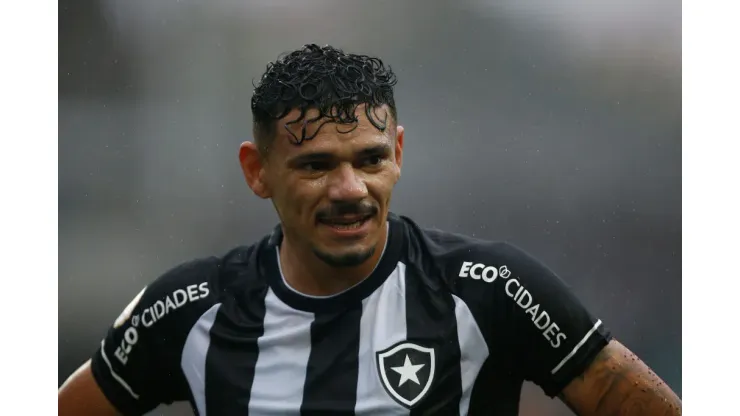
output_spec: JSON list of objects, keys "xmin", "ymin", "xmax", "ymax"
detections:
[
  {"xmin": 58, "ymin": 360, "xmax": 120, "ymax": 415},
  {"xmin": 58, "ymin": 104, "xmax": 681, "ymax": 415},
  {"xmin": 239, "ymin": 104, "xmax": 404, "ymax": 296},
  {"xmin": 559, "ymin": 339, "xmax": 682, "ymax": 415}
]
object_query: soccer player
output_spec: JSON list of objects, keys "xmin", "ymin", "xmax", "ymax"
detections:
[{"xmin": 59, "ymin": 44, "xmax": 681, "ymax": 415}]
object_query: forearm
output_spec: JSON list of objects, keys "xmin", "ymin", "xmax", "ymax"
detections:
[
  {"xmin": 59, "ymin": 360, "xmax": 122, "ymax": 416},
  {"xmin": 559, "ymin": 340, "xmax": 681, "ymax": 416}
]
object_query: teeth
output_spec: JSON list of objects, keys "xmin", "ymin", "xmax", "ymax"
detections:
[{"xmin": 328, "ymin": 220, "xmax": 363, "ymax": 229}]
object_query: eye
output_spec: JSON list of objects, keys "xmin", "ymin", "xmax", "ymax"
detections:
[
  {"xmin": 363, "ymin": 155, "xmax": 383, "ymax": 166},
  {"xmin": 301, "ymin": 161, "xmax": 330, "ymax": 172}
]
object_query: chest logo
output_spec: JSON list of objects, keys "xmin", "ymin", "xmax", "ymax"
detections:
[{"xmin": 376, "ymin": 341, "xmax": 436, "ymax": 408}]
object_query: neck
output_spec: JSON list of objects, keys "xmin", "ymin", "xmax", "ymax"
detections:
[{"xmin": 279, "ymin": 224, "xmax": 388, "ymax": 297}]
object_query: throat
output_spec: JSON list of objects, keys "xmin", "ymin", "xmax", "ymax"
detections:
[
  {"xmin": 277, "ymin": 223, "xmax": 389, "ymax": 298},
  {"xmin": 277, "ymin": 246, "xmax": 378, "ymax": 298}
]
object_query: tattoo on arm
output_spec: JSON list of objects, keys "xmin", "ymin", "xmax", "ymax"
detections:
[{"xmin": 559, "ymin": 340, "xmax": 681, "ymax": 416}]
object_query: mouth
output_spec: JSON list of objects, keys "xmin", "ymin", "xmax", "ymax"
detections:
[{"xmin": 318, "ymin": 214, "xmax": 374, "ymax": 231}]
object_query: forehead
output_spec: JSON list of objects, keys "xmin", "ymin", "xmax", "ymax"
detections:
[{"xmin": 269, "ymin": 105, "xmax": 394, "ymax": 158}]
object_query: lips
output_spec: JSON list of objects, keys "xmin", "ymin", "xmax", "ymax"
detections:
[{"xmin": 318, "ymin": 214, "xmax": 373, "ymax": 229}]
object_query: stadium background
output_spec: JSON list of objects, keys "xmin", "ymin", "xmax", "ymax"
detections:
[{"xmin": 58, "ymin": 0, "xmax": 681, "ymax": 414}]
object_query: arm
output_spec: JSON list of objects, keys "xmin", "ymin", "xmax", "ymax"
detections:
[
  {"xmin": 459, "ymin": 242, "xmax": 678, "ymax": 414},
  {"xmin": 58, "ymin": 257, "xmax": 218, "ymax": 416},
  {"xmin": 559, "ymin": 339, "xmax": 682, "ymax": 416},
  {"xmin": 57, "ymin": 283, "xmax": 162, "ymax": 416},
  {"xmin": 58, "ymin": 360, "xmax": 120, "ymax": 416}
]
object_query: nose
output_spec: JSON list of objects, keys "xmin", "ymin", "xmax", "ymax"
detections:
[{"xmin": 327, "ymin": 163, "xmax": 368, "ymax": 202}]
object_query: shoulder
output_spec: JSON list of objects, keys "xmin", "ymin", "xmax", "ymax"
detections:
[
  {"xmin": 399, "ymin": 214, "xmax": 533, "ymax": 284},
  {"xmin": 119, "ymin": 241, "xmax": 263, "ymax": 334},
  {"xmin": 398, "ymin": 215, "xmax": 573, "ymax": 323},
  {"xmin": 89, "ymin": 238, "xmax": 269, "ymax": 413}
]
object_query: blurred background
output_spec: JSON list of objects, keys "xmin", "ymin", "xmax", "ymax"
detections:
[{"xmin": 58, "ymin": 0, "xmax": 681, "ymax": 414}]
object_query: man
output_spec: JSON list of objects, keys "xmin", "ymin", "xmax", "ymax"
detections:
[{"xmin": 59, "ymin": 44, "xmax": 681, "ymax": 415}]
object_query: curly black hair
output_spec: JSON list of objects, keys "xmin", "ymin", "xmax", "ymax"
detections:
[{"xmin": 251, "ymin": 44, "xmax": 398, "ymax": 152}]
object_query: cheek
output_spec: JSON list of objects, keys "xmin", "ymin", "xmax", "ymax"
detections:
[
  {"xmin": 302, "ymin": 176, "xmax": 329, "ymax": 196},
  {"xmin": 278, "ymin": 179, "xmax": 326, "ymax": 216},
  {"xmin": 367, "ymin": 171, "xmax": 397, "ymax": 203}
]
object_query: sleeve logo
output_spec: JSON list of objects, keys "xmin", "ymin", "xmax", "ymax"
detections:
[
  {"xmin": 112, "ymin": 282, "xmax": 210, "ymax": 366},
  {"xmin": 459, "ymin": 261, "xmax": 567, "ymax": 349},
  {"xmin": 459, "ymin": 261, "xmax": 509, "ymax": 283},
  {"xmin": 140, "ymin": 282, "xmax": 209, "ymax": 328},
  {"xmin": 113, "ymin": 287, "xmax": 147, "ymax": 329}
]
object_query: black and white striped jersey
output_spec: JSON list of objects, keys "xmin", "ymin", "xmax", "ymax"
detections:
[{"xmin": 91, "ymin": 213, "xmax": 611, "ymax": 416}]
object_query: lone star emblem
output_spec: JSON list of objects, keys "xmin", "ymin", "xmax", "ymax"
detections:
[
  {"xmin": 392, "ymin": 355, "xmax": 425, "ymax": 387},
  {"xmin": 376, "ymin": 341, "xmax": 436, "ymax": 408}
]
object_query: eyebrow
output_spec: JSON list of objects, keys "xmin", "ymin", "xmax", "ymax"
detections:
[
  {"xmin": 287, "ymin": 152, "xmax": 334, "ymax": 167},
  {"xmin": 287, "ymin": 144, "xmax": 392, "ymax": 167},
  {"xmin": 357, "ymin": 144, "xmax": 392, "ymax": 157}
]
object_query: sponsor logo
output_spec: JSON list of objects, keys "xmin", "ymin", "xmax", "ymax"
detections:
[
  {"xmin": 141, "ymin": 282, "xmax": 209, "ymax": 328},
  {"xmin": 459, "ymin": 262, "xmax": 567, "ymax": 349},
  {"xmin": 113, "ymin": 282, "xmax": 210, "ymax": 365},
  {"xmin": 113, "ymin": 287, "xmax": 146, "ymax": 329},
  {"xmin": 376, "ymin": 341, "xmax": 435, "ymax": 408},
  {"xmin": 114, "ymin": 326, "xmax": 139, "ymax": 365},
  {"xmin": 459, "ymin": 262, "xmax": 510, "ymax": 283}
]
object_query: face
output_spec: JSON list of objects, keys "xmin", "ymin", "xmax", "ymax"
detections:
[{"xmin": 240, "ymin": 105, "xmax": 404, "ymax": 268}]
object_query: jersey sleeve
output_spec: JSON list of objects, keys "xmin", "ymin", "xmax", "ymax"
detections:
[
  {"xmin": 89, "ymin": 257, "xmax": 219, "ymax": 415},
  {"xmin": 459, "ymin": 242, "xmax": 612, "ymax": 397}
]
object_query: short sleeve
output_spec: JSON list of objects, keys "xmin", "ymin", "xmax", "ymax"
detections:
[
  {"xmin": 499, "ymin": 244, "xmax": 611, "ymax": 396},
  {"xmin": 460, "ymin": 243, "xmax": 612, "ymax": 397},
  {"xmin": 89, "ymin": 258, "xmax": 219, "ymax": 415}
]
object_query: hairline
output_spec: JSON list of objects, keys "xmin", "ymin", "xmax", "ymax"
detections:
[{"xmin": 253, "ymin": 104, "xmax": 398, "ymax": 157}]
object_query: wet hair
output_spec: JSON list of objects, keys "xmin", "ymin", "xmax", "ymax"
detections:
[{"xmin": 250, "ymin": 44, "xmax": 398, "ymax": 153}]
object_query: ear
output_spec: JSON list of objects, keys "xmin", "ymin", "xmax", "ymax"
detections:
[
  {"xmin": 394, "ymin": 125, "xmax": 405, "ymax": 174},
  {"xmin": 239, "ymin": 141, "xmax": 271, "ymax": 199}
]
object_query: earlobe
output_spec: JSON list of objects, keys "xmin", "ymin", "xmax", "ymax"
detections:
[
  {"xmin": 239, "ymin": 141, "xmax": 271, "ymax": 199},
  {"xmin": 395, "ymin": 125, "xmax": 405, "ymax": 174}
]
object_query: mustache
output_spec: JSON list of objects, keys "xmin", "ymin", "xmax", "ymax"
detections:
[{"xmin": 316, "ymin": 201, "xmax": 378, "ymax": 221}]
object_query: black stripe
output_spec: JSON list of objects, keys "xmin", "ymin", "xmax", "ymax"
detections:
[
  {"xmin": 468, "ymin": 360, "xmax": 523, "ymax": 415},
  {"xmin": 301, "ymin": 304, "xmax": 363, "ymax": 415},
  {"xmin": 405, "ymin": 267, "xmax": 463, "ymax": 415},
  {"xmin": 204, "ymin": 267, "xmax": 268, "ymax": 415}
]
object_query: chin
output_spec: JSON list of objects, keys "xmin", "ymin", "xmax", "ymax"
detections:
[{"xmin": 312, "ymin": 244, "xmax": 376, "ymax": 268}]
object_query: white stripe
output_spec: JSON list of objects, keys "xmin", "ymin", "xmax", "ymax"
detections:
[
  {"xmin": 452, "ymin": 294, "xmax": 489, "ymax": 416},
  {"xmin": 181, "ymin": 303, "xmax": 222, "ymax": 416},
  {"xmin": 355, "ymin": 262, "xmax": 409, "ymax": 416},
  {"xmin": 249, "ymin": 288, "xmax": 314, "ymax": 414},
  {"xmin": 551, "ymin": 319, "xmax": 603, "ymax": 375},
  {"xmin": 99, "ymin": 340, "xmax": 140, "ymax": 400}
]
